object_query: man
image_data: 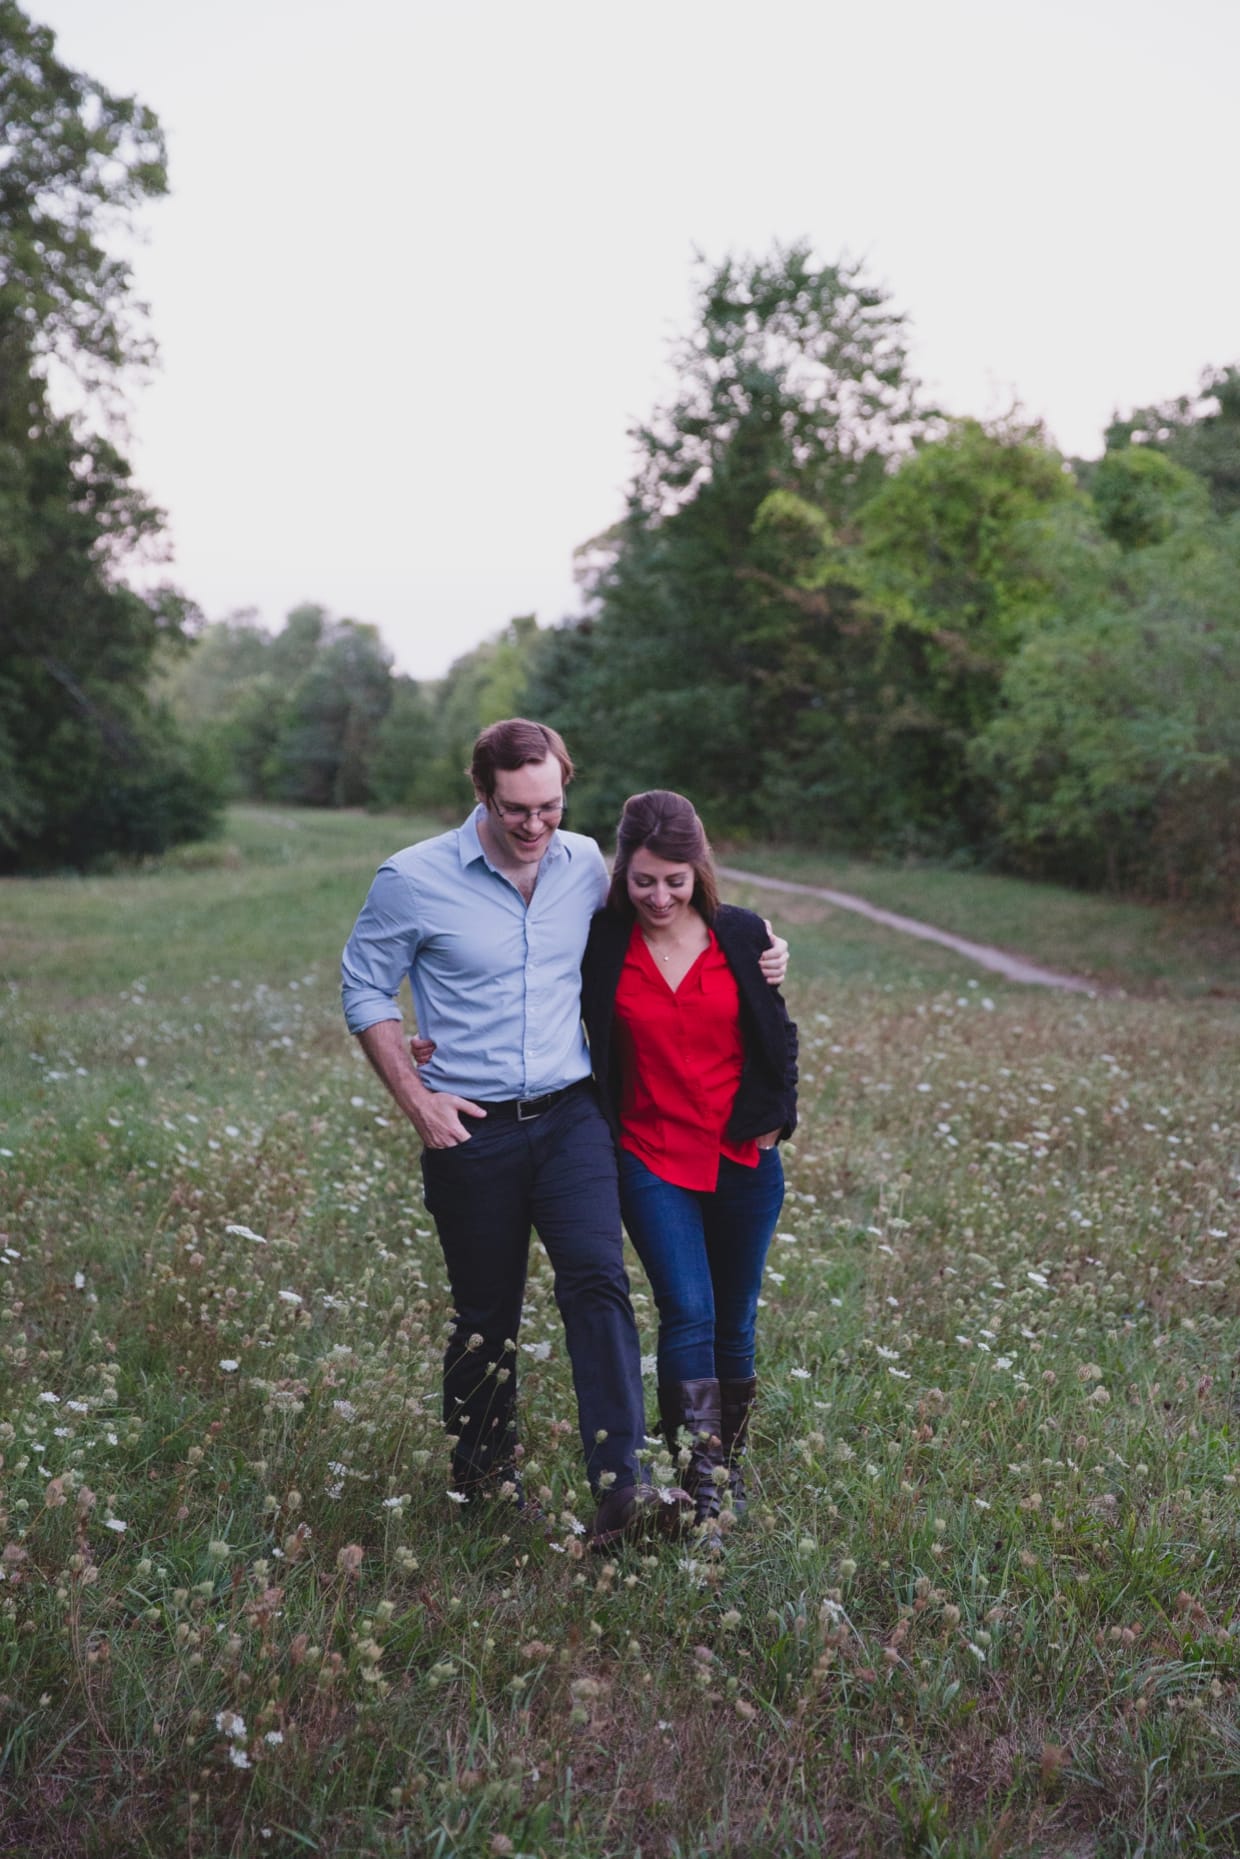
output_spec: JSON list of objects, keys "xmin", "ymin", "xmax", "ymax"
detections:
[{"xmin": 340, "ymin": 718, "xmax": 784, "ymax": 1547}]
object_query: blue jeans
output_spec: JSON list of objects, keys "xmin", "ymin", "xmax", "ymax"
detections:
[
  {"xmin": 619, "ymin": 1147, "xmax": 785, "ymax": 1383},
  {"xmin": 420, "ymin": 1085, "xmax": 648, "ymax": 1496}
]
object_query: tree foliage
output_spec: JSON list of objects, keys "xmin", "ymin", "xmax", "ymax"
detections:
[
  {"xmin": 631, "ymin": 243, "xmax": 927, "ymax": 524},
  {"xmin": 0, "ymin": 0, "xmax": 166, "ymax": 379},
  {"xmin": 0, "ymin": 3, "xmax": 219, "ymax": 869},
  {"xmin": 976, "ymin": 506, "xmax": 1240, "ymax": 910},
  {"xmin": 526, "ymin": 246, "xmax": 934, "ymax": 838},
  {"xmin": 519, "ymin": 259, "xmax": 1237, "ymax": 912},
  {"xmin": 370, "ymin": 615, "xmax": 548, "ymax": 814},
  {"xmin": 0, "ymin": 333, "xmax": 218, "ymax": 869},
  {"xmin": 268, "ymin": 612, "xmax": 393, "ymax": 807},
  {"xmin": 1105, "ymin": 364, "xmax": 1240, "ymax": 518},
  {"xmin": 165, "ymin": 605, "xmax": 395, "ymax": 808}
]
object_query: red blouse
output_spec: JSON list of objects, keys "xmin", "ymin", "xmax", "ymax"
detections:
[{"xmin": 612, "ymin": 920, "xmax": 759, "ymax": 1191}]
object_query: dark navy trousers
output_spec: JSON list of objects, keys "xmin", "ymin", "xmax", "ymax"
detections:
[{"xmin": 419, "ymin": 1085, "xmax": 647, "ymax": 1496}]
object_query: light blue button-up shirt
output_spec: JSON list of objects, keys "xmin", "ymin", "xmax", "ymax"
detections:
[{"xmin": 340, "ymin": 806, "xmax": 608, "ymax": 1101}]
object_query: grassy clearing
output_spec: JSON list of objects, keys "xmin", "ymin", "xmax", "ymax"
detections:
[
  {"xmin": 1, "ymin": 806, "xmax": 1238, "ymax": 1857},
  {"xmin": 720, "ymin": 842, "xmax": 1240, "ymax": 998}
]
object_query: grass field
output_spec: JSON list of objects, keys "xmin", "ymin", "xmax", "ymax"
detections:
[
  {"xmin": 716, "ymin": 844, "xmax": 1240, "ymax": 1000},
  {"xmin": 1, "ymin": 806, "xmax": 1238, "ymax": 1858}
]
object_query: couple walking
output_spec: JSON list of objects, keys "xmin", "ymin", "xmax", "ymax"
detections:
[{"xmin": 341, "ymin": 718, "xmax": 798, "ymax": 1548}]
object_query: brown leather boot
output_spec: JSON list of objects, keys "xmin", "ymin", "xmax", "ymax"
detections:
[
  {"xmin": 587, "ymin": 1479, "xmax": 693, "ymax": 1551},
  {"xmin": 658, "ymin": 1378, "xmax": 726, "ymax": 1529},
  {"xmin": 720, "ymin": 1375, "xmax": 757, "ymax": 1516}
]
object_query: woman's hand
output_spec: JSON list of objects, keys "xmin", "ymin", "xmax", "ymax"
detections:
[
  {"xmin": 409, "ymin": 1035, "xmax": 437, "ymax": 1068},
  {"xmin": 755, "ymin": 1129, "xmax": 780, "ymax": 1150},
  {"xmin": 759, "ymin": 920, "xmax": 789, "ymax": 987}
]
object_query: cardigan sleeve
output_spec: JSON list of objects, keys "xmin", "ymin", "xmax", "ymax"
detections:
[
  {"xmin": 579, "ymin": 909, "xmax": 626, "ymax": 1143},
  {"xmin": 714, "ymin": 907, "xmax": 799, "ymax": 1140}
]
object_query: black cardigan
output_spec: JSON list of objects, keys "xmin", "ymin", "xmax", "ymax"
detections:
[{"xmin": 580, "ymin": 903, "xmax": 798, "ymax": 1149}]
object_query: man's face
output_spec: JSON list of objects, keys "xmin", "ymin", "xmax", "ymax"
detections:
[{"xmin": 480, "ymin": 753, "xmax": 565, "ymax": 866}]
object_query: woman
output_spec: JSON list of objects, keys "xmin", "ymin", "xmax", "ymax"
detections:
[{"xmin": 580, "ymin": 790, "xmax": 798, "ymax": 1535}]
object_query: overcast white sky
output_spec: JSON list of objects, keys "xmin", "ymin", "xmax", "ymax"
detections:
[{"xmin": 28, "ymin": 0, "xmax": 1240, "ymax": 678}]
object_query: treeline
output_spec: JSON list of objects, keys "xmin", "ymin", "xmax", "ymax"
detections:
[
  {"xmin": 519, "ymin": 253, "xmax": 1240, "ymax": 913},
  {"xmin": 184, "ymin": 248, "xmax": 1239, "ymax": 917},
  {"xmin": 3, "ymin": 0, "xmax": 1235, "ymax": 910},
  {"xmin": 162, "ymin": 604, "xmax": 539, "ymax": 818}
]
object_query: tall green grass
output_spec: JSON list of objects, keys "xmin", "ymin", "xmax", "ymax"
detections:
[{"xmin": 0, "ymin": 807, "xmax": 1237, "ymax": 1857}]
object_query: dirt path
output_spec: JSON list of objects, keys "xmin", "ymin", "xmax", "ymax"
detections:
[{"xmin": 717, "ymin": 865, "xmax": 1099, "ymax": 994}]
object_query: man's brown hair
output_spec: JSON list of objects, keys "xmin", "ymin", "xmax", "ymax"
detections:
[{"xmin": 468, "ymin": 719, "xmax": 574, "ymax": 798}]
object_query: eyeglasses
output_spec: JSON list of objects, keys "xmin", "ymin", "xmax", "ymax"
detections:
[{"xmin": 489, "ymin": 797, "xmax": 565, "ymax": 826}]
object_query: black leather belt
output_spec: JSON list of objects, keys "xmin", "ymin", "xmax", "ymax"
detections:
[{"xmin": 476, "ymin": 1078, "xmax": 591, "ymax": 1123}]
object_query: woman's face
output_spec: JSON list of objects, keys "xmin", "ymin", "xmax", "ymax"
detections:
[{"xmin": 625, "ymin": 845, "xmax": 696, "ymax": 934}]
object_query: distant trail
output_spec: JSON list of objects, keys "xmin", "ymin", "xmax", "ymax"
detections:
[{"xmin": 717, "ymin": 865, "xmax": 1098, "ymax": 995}]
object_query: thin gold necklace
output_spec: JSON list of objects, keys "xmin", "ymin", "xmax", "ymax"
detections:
[{"xmin": 643, "ymin": 928, "xmax": 697, "ymax": 963}]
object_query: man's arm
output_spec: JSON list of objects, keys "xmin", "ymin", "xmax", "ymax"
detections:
[
  {"xmin": 342, "ymin": 862, "xmax": 485, "ymax": 1148},
  {"xmin": 355, "ymin": 1020, "xmax": 486, "ymax": 1149}
]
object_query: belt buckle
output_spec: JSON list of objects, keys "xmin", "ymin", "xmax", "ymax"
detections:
[{"xmin": 516, "ymin": 1094, "xmax": 546, "ymax": 1123}]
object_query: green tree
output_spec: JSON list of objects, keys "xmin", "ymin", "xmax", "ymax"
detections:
[
  {"xmin": 159, "ymin": 611, "xmax": 284, "ymax": 799},
  {"xmin": 161, "ymin": 610, "xmax": 271, "ymax": 721},
  {"xmin": 267, "ymin": 616, "xmax": 393, "ymax": 808},
  {"xmin": 1085, "ymin": 446, "xmax": 1210, "ymax": 550},
  {"xmin": 0, "ymin": 345, "xmax": 218, "ymax": 868},
  {"xmin": 0, "ymin": 3, "xmax": 219, "ymax": 867},
  {"xmin": 536, "ymin": 245, "xmax": 932, "ymax": 837},
  {"xmin": 736, "ymin": 487, "xmax": 955, "ymax": 849},
  {"xmin": 631, "ymin": 243, "xmax": 927, "ymax": 526},
  {"xmin": 1104, "ymin": 364, "xmax": 1240, "ymax": 518},
  {"xmin": 371, "ymin": 615, "xmax": 552, "ymax": 816},
  {"xmin": 0, "ymin": 0, "xmax": 166, "ymax": 378},
  {"xmin": 367, "ymin": 674, "xmax": 446, "ymax": 813},
  {"xmin": 269, "ymin": 602, "xmax": 330, "ymax": 684},
  {"xmin": 857, "ymin": 419, "xmax": 1090, "ymax": 712},
  {"xmin": 974, "ymin": 506, "xmax": 1240, "ymax": 910},
  {"xmin": 837, "ymin": 419, "xmax": 1099, "ymax": 841}
]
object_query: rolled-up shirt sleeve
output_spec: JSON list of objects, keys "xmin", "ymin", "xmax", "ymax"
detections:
[{"xmin": 341, "ymin": 863, "xmax": 421, "ymax": 1034}]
